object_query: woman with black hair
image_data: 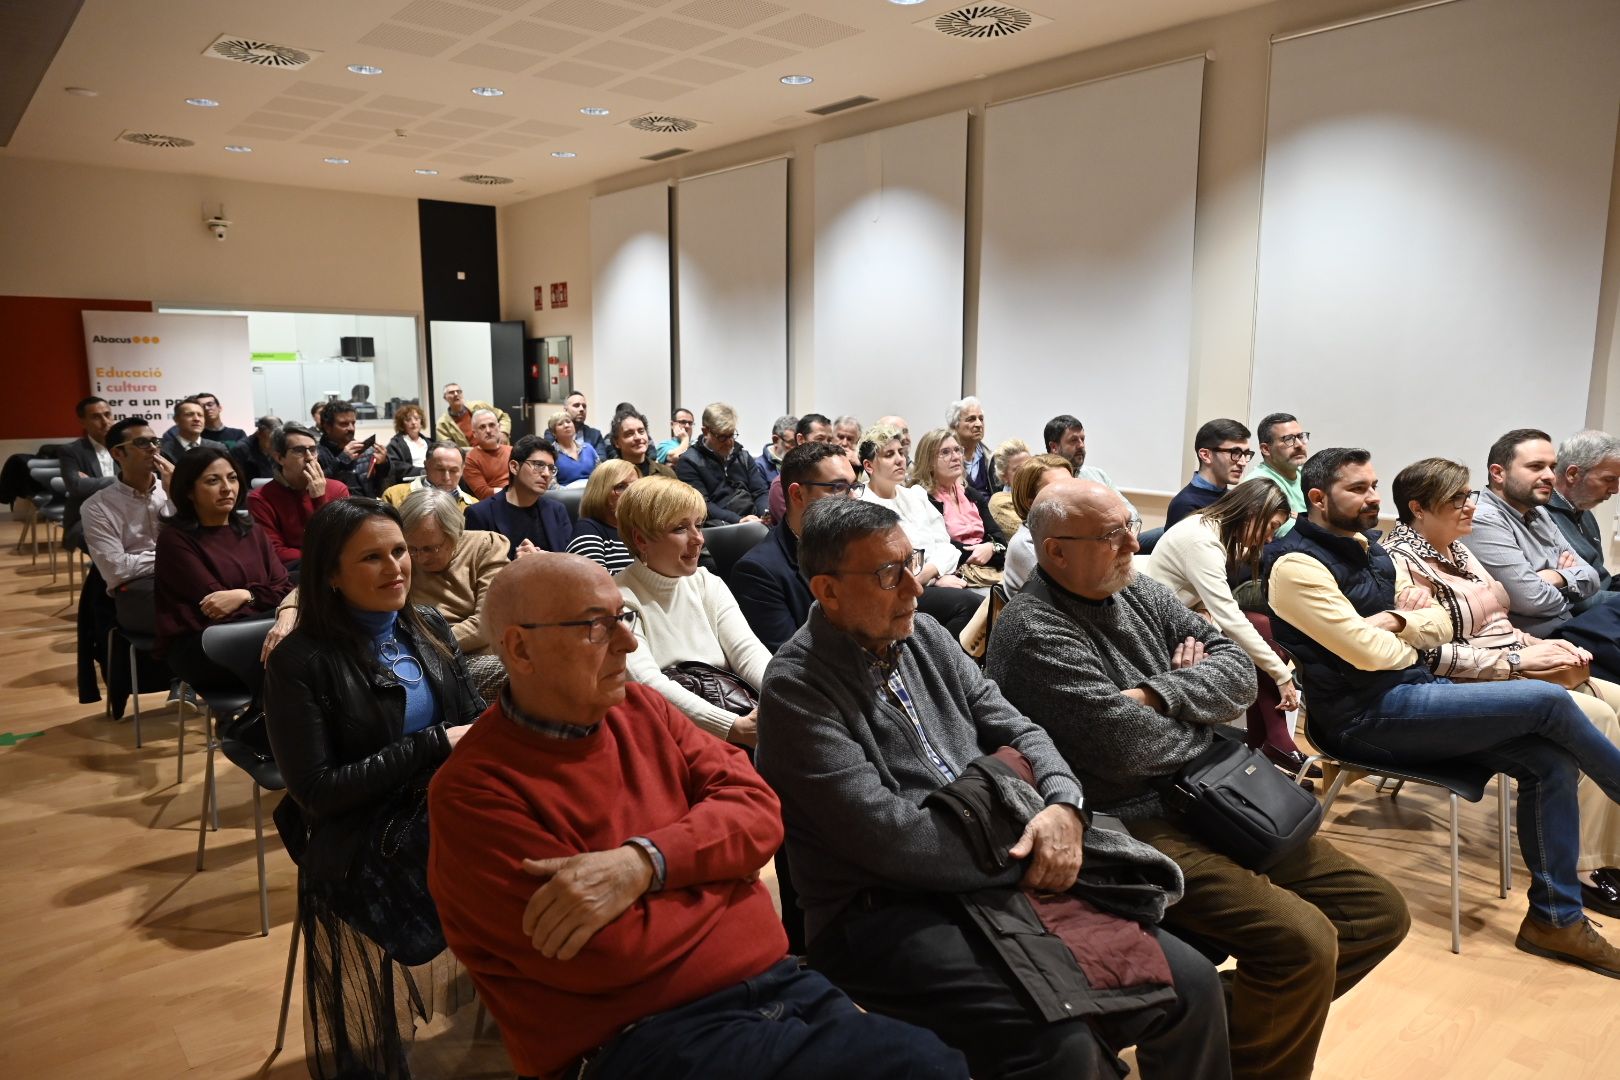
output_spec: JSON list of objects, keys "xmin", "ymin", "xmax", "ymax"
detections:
[
  {"xmin": 263, "ymin": 496, "xmax": 484, "ymax": 1079},
  {"xmin": 154, "ymin": 446, "xmax": 291, "ymax": 692}
]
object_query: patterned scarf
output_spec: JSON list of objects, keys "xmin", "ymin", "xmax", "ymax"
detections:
[{"xmin": 1385, "ymin": 524, "xmax": 1481, "ymax": 584}]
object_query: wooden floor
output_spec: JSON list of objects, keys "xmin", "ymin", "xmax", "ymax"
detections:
[{"xmin": 0, "ymin": 521, "xmax": 1615, "ymax": 1079}]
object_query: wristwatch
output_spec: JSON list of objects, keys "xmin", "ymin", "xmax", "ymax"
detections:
[{"xmin": 1505, "ymin": 650, "xmax": 1523, "ymax": 678}]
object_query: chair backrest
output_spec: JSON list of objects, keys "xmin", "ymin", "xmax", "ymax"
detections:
[
  {"xmin": 543, "ymin": 485, "xmax": 583, "ymax": 523},
  {"xmin": 250, "ymin": 476, "xmax": 273, "ymax": 490},
  {"xmin": 703, "ymin": 521, "xmax": 770, "ymax": 583},
  {"xmin": 201, "ymin": 618, "xmax": 276, "ymax": 699}
]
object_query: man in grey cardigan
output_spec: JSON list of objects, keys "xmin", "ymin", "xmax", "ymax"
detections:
[
  {"xmin": 987, "ymin": 479, "xmax": 1409, "ymax": 1080},
  {"xmin": 758, "ymin": 498, "xmax": 1231, "ymax": 1080}
]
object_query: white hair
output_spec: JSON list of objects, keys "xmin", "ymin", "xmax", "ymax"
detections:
[{"xmin": 946, "ymin": 396, "xmax": 983, "ymax": 430}]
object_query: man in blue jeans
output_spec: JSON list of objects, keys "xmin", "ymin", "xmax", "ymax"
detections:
[{"xmin": 1266, "ymin": 446, "xmax": 1620, "ymax": 978}]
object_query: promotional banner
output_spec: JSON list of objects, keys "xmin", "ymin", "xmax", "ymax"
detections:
[{"xmin": 82, "ymin": 311, "xmax": 254, "ymax": 433}]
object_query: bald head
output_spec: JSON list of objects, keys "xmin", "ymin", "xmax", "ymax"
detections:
[
  {"xmin": 486, "ymin": 552, "xmax": 608, "ymax": 651},
  {"xmin": 1028, "ymin": 478, "xmax": 1139, "ymax": 600}
]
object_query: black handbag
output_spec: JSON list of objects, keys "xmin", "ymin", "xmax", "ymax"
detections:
[
  {"xmin": 1160, "ymin": 727, "xmax": 1322, "ymax": 872},
  {"xmin": 335, "ymin": 778, "xmax": 447, "ymax": 966},
  {"xmin": 661, "ymin": 660, "xmax": 758, "ymax": 716}
]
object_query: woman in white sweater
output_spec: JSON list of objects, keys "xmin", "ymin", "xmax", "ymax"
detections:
[
  {"xmin": 615, "ymin": 476, "xmax": 771, "ymax": 746},
  {"xmin": 1137, "ymin": 478, "xmax": 1315, "ymax": 772}
]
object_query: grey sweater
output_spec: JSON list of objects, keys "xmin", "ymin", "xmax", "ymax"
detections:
[
  {"xmin": 757, "ymin": 606, "xmax": 1085, "ymax": 943},
  {"xmin": 986, "ymin": 570, "xmax": 1257, "ymax": 821}
]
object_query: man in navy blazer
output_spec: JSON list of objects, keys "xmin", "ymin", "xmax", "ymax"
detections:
[
  {"xmin": 466, "ymin": 435, "xmax": 573, "ymax": 559},
  {"xmin": 732, "ymin": 442, "xmax": 861, "ymax": 652},
  {"xmin": 60, "ymin": 396, "xmax": 119, "ymax": 542}
]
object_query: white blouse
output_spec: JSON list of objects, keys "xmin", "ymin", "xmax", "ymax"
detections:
[{"xmin": 859, "ymin": 484, "xmax": 962, "ymax": 577}]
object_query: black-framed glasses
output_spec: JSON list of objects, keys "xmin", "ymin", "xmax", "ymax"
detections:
[
  {"xmin": 801, "ymin": 480, "xmax": 866, "ymax": 498},
  {"xmin": 1049, "ymin": 517, "xmax": 1143, "ymax": 548},
  {"xmin": 1449, "ymin": 489, "xmax": 1481, "ymax": 510},
  {"xmin": 283, "ymin": 445, "xmax": 319, "ymax": 457},
  {"xmin": 1207, "ymin": 446, "xmax": 1255, "ymax": 463},
  {"xmin": 835, "ymin": 549, "xmax": 926, "ymax": 590},
  {"xmin": 516, "ymin": 609, "xmax": 637, "ymax": 644},
  {"xmin": 1274, "ymin": 432, "xmax": 1311, "ymax": 447},
  {"xmin": 118, "ymin": 436, "xmax": 162, "ymax": 450},
  {"xmin": 520, "ymin": 458, "xmax": 558, "ymax": 475}
]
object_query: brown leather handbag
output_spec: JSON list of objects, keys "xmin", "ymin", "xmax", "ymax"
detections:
[{"xmin": 661, "ymin": 660, "xmax": 758, "ymax": 715}]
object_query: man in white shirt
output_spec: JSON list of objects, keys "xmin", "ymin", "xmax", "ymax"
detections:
[
  {"xmin": 82, "ymin": 418, "xmax": 174, "ymax": 633},
  {"xmin": 1043, "ymin": 413, "xmax": 1138, "ymax": 518}
]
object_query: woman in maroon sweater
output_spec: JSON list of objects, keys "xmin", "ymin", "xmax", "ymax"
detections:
[{"xmin": 155, "ymin": 447, "xmax": 291, "ymax": 692}]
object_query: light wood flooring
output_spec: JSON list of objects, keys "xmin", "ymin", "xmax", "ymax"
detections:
[{"xmin": 0, "ymin": 522, "xmax": 1615, "ymax": 1079}]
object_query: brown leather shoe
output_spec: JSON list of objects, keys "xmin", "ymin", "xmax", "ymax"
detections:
[{"xmin": 1515, "ymin": 913, "xmax": 1620, "ymax": 979}]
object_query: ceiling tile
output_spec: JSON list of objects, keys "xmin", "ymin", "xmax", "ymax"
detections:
[
  {"xmin": 345, "ymin": 108, "xmax": 425, "ymax": 127},
  {"xmin": 432, "ymin": 150, "xmax": 494, "ymax": 164},
  {"xmin": 371, "ymin": 143, "xmax": 439, "ymax": 158},
  {"xmin": 621, "ymin": 17, "xmax": 726, "ymax": 49},
  {"xmin": 415, "ymin": 119, "xmax": 491, "ymax": 138},
  {"xmin": 475, "ymin": 130, "xmax": 546, "ymax": 147},
  {"xmin": 357, "ymin": 23, "xmax": 461, "ymax": 57},
  {"xmin": 674, "ymin": 0, "xmax": 785, "ymax": 30},
  {"xmin": 511, "ymin": 118, "xmax": 581, "ymax": 136},
  {"xmin": 461, "ymin": 141, "xmax": 521, "ymax": 156},
  {"xmin": 368, "ymin": 95, "xmax": 445, "ymax": 117},
  {"xmin": 700, "ymin": 36, "xmax": 796, "ymax": 66},
  {"xmin": 575, "ymin": 41, "xmax": 674, "ymax": 69},
  {"xmin": 451, "ymin": 44, "xmax": 547, "ymax": 71},
  {"xmin": 487, "ymin": 21, "xmax": 591, "ymax": 52},
  {"xmin": 323, "ymin": 121, "xmax": 401, "ymax": 140},
  {"xmin": 262, "ymin": 97, "xmax": 345, "ymax": 119},
  {"xmin": 299, "ymin": 134, "xmax": 368, "ymax": 149},
  {"xmin": 280, "ymin": 81, "xmax": 368, "ymax": 104},
  {"xmin": 651, "ymin": 57, "xmax": 744, "ymax": 84},
  {"xmin": 533, "ymin": 0, "xmax": 643, "ymax": 33},
  {"xmin": 608, "ymin": 75, "xmax": 694, "ymax": 101},
  {"xmin": 468, "ymin": 0, "xmax": 535, "ymax": 9},
  {"xmin": 225, "ymin": 125, "xmax": 297, "ymax": 141},
  {"xmin": 396, "ymin": 133, "xmax": 457, "ymax": 147},
  {"xmin": 243, "ymin": 110, "xmax": 322, "ymax": 131},
  {"xmin": 391, "ymin": 0, "xmax": 504, "ymax": 34},
  {"xmin": 439, "ymin": 106, "xmax": 518, "ymax": 126},
  {"xmin": 757, "ymin": 13, "xmax": 861, "ymax": 48},
  {"xmin": 534, "ymin": 60, "xmax": 621, "ymax": 87}
]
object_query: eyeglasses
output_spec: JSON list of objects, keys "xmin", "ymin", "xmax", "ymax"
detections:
[
  {"xmin": 1207, "ymin": 446, "xmax": 1256, "ymax": 463},
  {"xmin": 834, "ymin": 549, "xmax": 926, "ymax": 590},
  {"xmin": 673, "ymin": 419, "xmax": 694, "ymax": 428},
  {"xmin": 520, "ymin": 459, "xmax": 558, "ymax": 475},
  {"xmin": 801, "ymin": 480, "xmax": 866, "ymax": 497},
  {"xmin": 119, "ymin": 436, "xmax": 162, "ymax": 450},
  {"xmin": 1274, "ymin": 432, "xmax": 1311, "ymax": 447},
  {"xmin": 936, "ymin": 446, "xmax": 965, "ymax": 459},
  {"xmin": 1448, "ymin": 489, "xmax": 1481, "ymax": 510},
  {"xmin": 407, "ymin": 539, "xmax": 450, "ymax": 559},
  {"xmin": 283, "ymin": 445, "xmax": 319, "ymax": 457},
  {"xmin": 1049, "ymin": 517, "xmax": 1143, "ymax": 548},
  {"xmin": 516, "ymin": 609, "xmax": 637, "ymax": 644}
]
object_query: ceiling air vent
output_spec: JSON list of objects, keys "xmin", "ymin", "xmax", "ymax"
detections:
[
  {"xmin": 204, "ymin": 34, "xmax": 322, "ymax": 69},
  {"xmin": 459, "ymin": 174, "xmax": 515, "ymax": 185},
  {"xmin": 921, "ymin": 5, "xmax": 1050, "ymax": 40},
  {"xmin": 807, "ymin": 95, "xmax": 877, "ymax": 117},
  {"xmin": 627, "ymin": 115, "xmax": 700, "ymax": 135},
  {"xmin": 641, "ymin": 147, "xmax": 691, "ymax": 162},
  {"xmin": 119, "ymin": 131, "xmax": 195, "ymax": 149}
]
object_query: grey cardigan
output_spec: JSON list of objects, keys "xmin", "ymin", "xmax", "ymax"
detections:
[{"xmin": 757, "ymin": 606, "xmax": 1084, "ymax": 943}]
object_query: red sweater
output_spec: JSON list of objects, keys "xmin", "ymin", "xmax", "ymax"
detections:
[
  {"xmin": 247, "ymin": 478, "xmax": 349, "ymax": 564},
  {"xmin": 427, "ymin": 685, "xmax": 788, "ymax": 1077},
  {"xmin": 154, "ymin": 522, "xmax": 293, "ymax": 649}
]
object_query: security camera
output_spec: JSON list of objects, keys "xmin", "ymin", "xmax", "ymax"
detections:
[{"xmin": 206, "ymin": 216, "xmax": 232, "ymax": 241}]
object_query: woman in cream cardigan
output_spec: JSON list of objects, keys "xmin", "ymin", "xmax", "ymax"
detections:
[
  {"xmin": 615, "ymin": 476, "xmax": 771, "ymax": 746},
  {"xmin": 1137, "ymin": 478, "xmax": 1313, "ymax": 771}
]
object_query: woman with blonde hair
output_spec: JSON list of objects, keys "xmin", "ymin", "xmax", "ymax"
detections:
[
  {"xmin": 616, "ymin": 477, "xmax": 771, "ymax": 746},
  {"xmin": 567, "ymin": 458, "xmax": 639, "ymax": 573},
  {"xmin": 1001, "ymin": 454, "xmax": 1078, "ymax": 593},
  {"xmin": 384, "ymin": 403, "xmax": 435, "ymax": 487},
  {"xmin": 910, "ymin": 427, "xmax": 1006, "ymax": 587},
  {"xmin": 548, "ymin": 409, "xmax": 598, "ymax": 486},
  {"xmin": 987, "ymin": 438, "xmax": 1031, "ymax": 537}
]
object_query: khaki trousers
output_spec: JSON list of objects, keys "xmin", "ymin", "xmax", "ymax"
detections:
[{"xmin": 1567, "ymin": 676, "xmax": 1620, "ymax": 872}]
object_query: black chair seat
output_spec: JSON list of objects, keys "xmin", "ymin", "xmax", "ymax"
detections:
[
  {"xmin": 703, "ymin": 521, "xmax": 769, "ymax": 583},
  {"xmin": 195, "ymin": 689, "xmax": 253, "ymax": 718},
  {"xmin": 220, "ymin": 738, "xmax": 284, "ymax": 791},
  {"xmin": 543, "ymin": 485, "xmax": 583, "ymax": 523}
]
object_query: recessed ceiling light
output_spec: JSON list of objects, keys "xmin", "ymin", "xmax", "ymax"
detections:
[
  {"xmin": 471, "ymin": 86, "xmax": 505, "ymax": 97},
  {"xmin": 323, "ymin": 157, "xmax": 350, "ymax": 165},
  {"xmin": 579, "ymin": 106, "xmax": 610, "ymax": 116},
  {"xmin": 780, "ymin": 75, "xmax": 814, "ymax": 86},
  {"xmin": 888, "ymin": 0, "xmax": 928, "ymax": 5},
  {"xmin": 186, "ymin": 97, "xmax": 219, "ymax": 107},
  {"xmin": 414, "ymin": 168, "xmax": 438, "ymax": 175},
  {"xmin": 64, "ymin": 86, "xmax": 98, "ymax": 97},
  {"xmin": 551, "ymin": 151, "xmax": 577, "ymax": 158},
  {"xmin": 224, "ymin": 145, "xmax": 253, "ymax": 153},
  {"xmin": 348, "ymin": 64, "xmax": 383, "ymax": 75}
]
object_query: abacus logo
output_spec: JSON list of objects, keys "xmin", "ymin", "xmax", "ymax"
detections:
[{"xmin": 91, "ymin": 335, "xmax": 162, "ymax": 344}]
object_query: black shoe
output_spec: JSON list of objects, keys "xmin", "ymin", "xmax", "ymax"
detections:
[
  {"xmin": 1583, "ymin": 868, "xmax": 1620, "ymax": 917},
  {"xmin": 1262, "ymin": 745, "xmax": 1324, "ymax": 780}
]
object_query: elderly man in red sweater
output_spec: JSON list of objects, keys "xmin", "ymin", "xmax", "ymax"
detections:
[
  {"xmin": 427, "ymin": 553, "xmax": 965, "ymax": 1080},
  {"xmin": 246, "ymin": 423, "xmax": 347, "ymax": 570}
]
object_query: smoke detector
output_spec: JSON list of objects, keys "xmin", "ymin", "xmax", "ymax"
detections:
[
  {"xmin": 119, "ymin": 131, "xmax": 195, "ymax": 148},
  {"xmin": 459, "ymin": 174, "xmax": 514, "ymax": 186},
  {"xmin": 625, "ymin": 115, "xmax": 703, "ymax": 134},
  {"xmin": 204, "ymin": 34, "xmax": 321, "ymax": 69},
  {"xmin": 919, "ymin": 5, "xmax": 1050, "ymax": 39}
]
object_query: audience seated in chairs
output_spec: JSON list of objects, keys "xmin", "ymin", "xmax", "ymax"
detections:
[
  {"xmin": 435, "ymin": 382, "xmax": 510, "ymax": 449},
  {"xmin": 1001, "ymin": 454, "xmax": 1076, "ymax": 594},
  {"xmin": 384, "ymin": 403, "xmax": 435, "ymax": 489},
  {"xmin": 83, "ymin": 418, "xmax": 173, "ymax": 632},
  {"xmin": 1137, "ymin": 478, "xmax": 1316, "ymax": 773},
  {"xmin": 756, "ymin": 415, "xmax": 796, "ymax": 484},
  {"xmin": 463, "ymin": 410, "xmax": 513, "ymax": 501},
  {"xmin": 986, "ymin": 437, "xmax": 1031, "ymax": 538},
  {"xmin": 654, "ymin": 407, "xmax": 694, "ymax": 465},
  {"xmin": 547, "ymin": 409, "xmax": 598, "ymax": 487},
  {"xmin": 565, "ymin": 459, "xmax": 639, "ymax": 574},
  {"xmin": 947, "ymin": 396, "xmax": 990, "ymax": 494},
  {"xmin": 1241, "ymin": 412, "xmax": 1309, "ymax": 538},
  {"xmin": 1385, "ymin": 457, "xmax": 1620, "ymax": 917},
  {"xmin": 466, "ymin": 436, "xmax": 571, "ymax": 560},
  {"xmin": 675, "ymin": 402, "xmax": 769, "ymax": 525},
  {"xmin": 184, "ymin": 391, "xmax": 249, "ymax": 447},
  {"xmin": 988, "ymin": 478, "xmax": 1409, "ymax": 1080},
  {"xmin": 426, "ymin": 552, "xmax": 968, "ymax": 1080},
  {"xmin": 230, "ymin": 417, "xmax": 281, "ymax": 486},
  {"xmin": 154, "ymin": 448, "xmax": 291, "ymax": 694},
  {"xmin": 615, "ymin": 476, "xmax": 771, "ymax": 748},
  {"xmin": 560, "ymin": 391, "xmax": 606, "ymax": 457},
  {"xmin": 757, "ymin": 498, "xmax": 1232, "ymax": 1080},
  {"xmin": 1265, "ymin": 446, "xmax": 1620, "ymax": 978},
  {"xmin": 1547, "ymin": 430, "xmax": 1620, "ymax": 607},
  {"xmin": 59, "ymin": 396, "xmax": 117, "ymax": 544},
  {"xmin": 1166, "ymin": 419, "xmax": 1254, "ymax": 528},
  {"xmin": 1042, "ymin": 413, "xmax": 1138, "ymax": 518},
  {"xmin": 912, "ymin": 427, "xmax": 1007, "ymax": 588},
  {"xmin": 247, "ymin": 423, "xmax": 348, "ymax": 573},
  {"xmin": 314, "ymin": 399, "xmax": 376, "ymax": 495},
  {"xmin": 160, "ymin": 397, "xmax": 226, "ymax": 464},
  {"xmin": 608, "ymin": 408, "xmax": 676, "ymax": 480},
  {"xmin": 857, "ymin": 423, "xmax": 984, "ymax": 635},
  {"xmin": 833, "ymin": 414, "xmax": 862, "ymax": 455},
  {"xmin": 382, "ymin": 444, "xmax": 477, "ymax": 510},
  {"xmin": 766, "ymin": 413, "xmax": 836, "ymax": 522},
  {"xmin": 263, "ymin": 498, "xmax": 482, "ymax": 1080}
]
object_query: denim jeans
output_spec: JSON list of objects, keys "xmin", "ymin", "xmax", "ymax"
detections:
[{"xmin": 1329, "ymin": 678, "xmax": 1620, "ymax": 926}]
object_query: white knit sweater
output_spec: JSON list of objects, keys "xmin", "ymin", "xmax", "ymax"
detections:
[{"xmin": 617, "ymin": 561, "xmax": 773, "ymax": 739}]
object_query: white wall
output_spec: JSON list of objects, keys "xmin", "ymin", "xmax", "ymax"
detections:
[
  {"xmin": 428, "ymin": 322, "xmax": 496, "ymax": 410},
  {"xmin": 590, "ymin": 183, "xmax": 673, "ymax": 427}
]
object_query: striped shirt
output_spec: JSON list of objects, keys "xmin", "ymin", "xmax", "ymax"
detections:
[{"xmin": 567, "ymin": 519, "xmax": 635, "ymax": 574}]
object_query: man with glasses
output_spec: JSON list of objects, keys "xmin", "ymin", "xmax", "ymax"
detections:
[
  {"xmin": 1242, "ymin": 412, "xmax": 1310, "ymax": 538},
  {"xmin": 426, "ymin": 552, "xmax": 968, "ymax": 1080},
  {"xmin": 468, "ymin": 435, "xmax": 571, "ymax": 560},
  {"xmin": 82, "ymin": 418, "xmax": 177, "ymax": 634},
  {"xmin": 160, "ymin": 391, "xmax": 246, "ymax": 447},
  {"xmin": 382, "ymin": 444, "xmax": 477, "ymax": 510},
  {"xmin": 1547, "ymin": 430, "xmax": 1620, "ymax": 607},
  {"xmin": 1167, "ymin": 419, "xmax": 1254, "ymax": 528},
  {"xmin": 989, "ymin": 478, "xmax": 1408, "ymax": 1080},
  {"xmin": 757, "ymin": 497, "xmax": 1232, "ymax": 1080},
  {"xmin": 654, "ymin": 407, "xmax": 695, "ymax": 465},
  {"xmin": 674, "ymin": 401, "xmax": 769, "ymax": 525},
  {"xmin": 248, "ymin": 423, "xmax": 349, "ymax": 571}
]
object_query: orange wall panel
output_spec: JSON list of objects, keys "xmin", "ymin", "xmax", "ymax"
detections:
[{"xmin": 0, "ymin": 296, "xmax": 153, "ymax": 439}]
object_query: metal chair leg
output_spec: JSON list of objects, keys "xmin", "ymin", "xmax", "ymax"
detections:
[
  {"xmin": 254, "ymin": 784, "xmax": 270, "ymax": 937},
  {"xmin": 195, "ymin": 745, "xmax": 214, "ymax": 871},
  {"xmin": 275, "ymin": 905, "xmax": 303, "ymax": 1052},
  {"xmin": 1449, "ymin": 791, "xmax": 1462, "ymax": 955},
  {"xmin": 175, "ymin": 691, "xmax": 185, "ymax": 782},
  {"xmin": 1387, "ymin": 778, "xmax": 1407, "ymax": 797},
  {"xmin": 1320, "ymin": 767, "xmax": 1352, "ymax": 815},
  {"xmin": 1498, "ymin": 774, "xmax": 1512, "ymax": 896},
  {"xmin": 129, "ymin": 639, "xmax": 143, "ymax": 749}
]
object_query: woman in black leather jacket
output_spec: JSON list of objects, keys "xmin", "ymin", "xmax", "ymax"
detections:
[{"xmin": 264, "ymin": 496, "xmax": 484, "ymax": 1079}]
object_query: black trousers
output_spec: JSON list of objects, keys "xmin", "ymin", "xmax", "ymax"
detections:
[
  {"xmin": 811, "ymin": 896, "xmax": 1232, "ymax": 1080},
  {"xmin": 162, "ymin": 632, "xmax": 243, "ymax": 696},
  {"xmin": 918, "ymin": 586, "xmax": 983, "ymax": 638}
]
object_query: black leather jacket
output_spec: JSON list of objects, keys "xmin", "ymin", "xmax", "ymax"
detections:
[{"xmin": 264, "ymin": 606, "xmax": 485, "ymax": 880}]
